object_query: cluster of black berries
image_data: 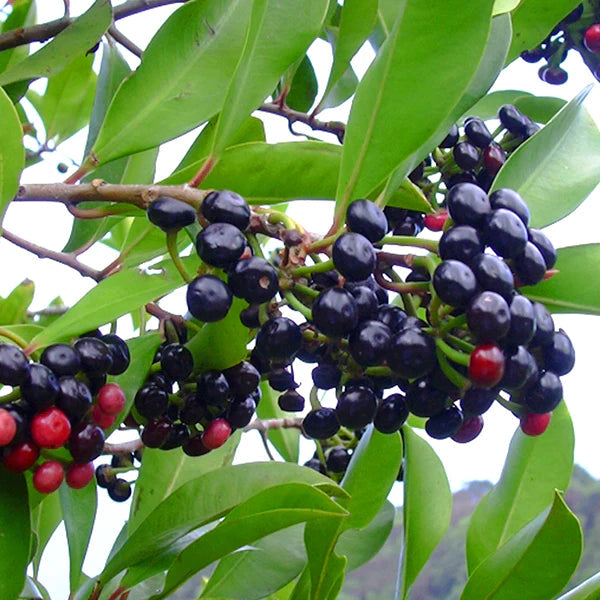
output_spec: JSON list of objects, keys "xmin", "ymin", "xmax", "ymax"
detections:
[
  {"xmin": 0, "ymin": 333, "xmax": 130, "ymax": 494},
  {"xmin": 520, "ymin": 3, "xmax": 600, "ymax": 84},
  {"xmin": 94, "ymin": 452, "xmax": 141, "ymax": 502}
]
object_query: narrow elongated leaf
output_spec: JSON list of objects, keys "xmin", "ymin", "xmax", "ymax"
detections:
[
  {"xmin": 493, "ymin": 0, "xmax": 521, "ymax": 14},
  {"xmin": 335, "ymin": 0, "xmax": 494, "ymax": 219},
  {"xmin": 466, "ymin": 402, "xmax": 574, "ymax": 574},
  {"xmin": 401, "ymin": 427, "xmax": 452, "ymax": 599},
  {"xmin": 0, "ymin": 85, "xmax": 25, "ymax": 226},
  {"xmin": 90, "ymin": 0, "xmax": 253, "ymax": 166},
  {"xmin": 31, "ymin": 493, "xmax": 62, "ymax": 577},
  {"xmin": 210, "ymin": 0, "xmax": 328, "ymax": 157},
  {"xmin": 525, "ymin": 244, "xmax": 600, "ymax": 315},
  {"xmin": 465, "ymin": 90, "xmax": 532, "ymax": 121},
  {"xmin": 59, "ymin": 482, "xmax": 97, "ymax": 592},
  {"xmin": 0, "ymin": 470, "xmax": 30, "ymax": 600},
  {"xmin": 556, "ymin": 571, "xmax": 600, "ymax": 600},
  {"xmin": 0, "ymin": 0, "xmax": 36, "ymax": 75},
  {"xmin": 0, "ymin": 279, "xmax": 34, "ymax": 325},
  {"xmin": 461, "ymin": 492, "xmax": 582, "ymax": 600},
  {"xmin": 490, "ymin": 87, "xmax": 600, "ymax": 228},
  {"xmin": 0, "ymin": 0, "xmax": 112, "ymax": 85},
  {"xmin": 285, "ymin": 56, "xmax": 319, "ymax": 113}
]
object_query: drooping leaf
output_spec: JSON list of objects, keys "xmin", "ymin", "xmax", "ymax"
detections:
[
  {"xmin": 30, "ymin": 492, "xmax": 62, "ymax": 577},
  {"xmin": 0, "ymin": 279, "xmax": 34, "ymax": 325},
  {"xmin": 555, "ymin": 571, "xmax": 600, "ymax": 600},
  {"xmin": 286, "ymin": 56, "xmax": 319, "ymax": 114},
  {"xmin": 320, "ymin": 62, "xmax": 358, "ymax": 111},
  {"xmin": 0, "ymin": 0, "xmax": 112, "ymax": 86},
  {"xmin": 466, "ymin": 401, "xmax": 574, "ymax": 574},
  {"xmin": 400, "ymin": 427, "xmax": 452, "ymax": 599},
  {"xmin": 461, "ymin": 492, "xmax": 582, "ymax": 600},
  {"xmin": 490, "ymin": 87, "xmax": 600, "ymax": 228}
]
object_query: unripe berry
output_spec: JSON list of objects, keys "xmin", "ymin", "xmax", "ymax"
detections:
[
  {"xmin": 31, "ymin": 407, "xmax": 71, "ymax": 449},
  {"xmin": 0, "ymin": 408, "xmax": 17, "ymax": 446},
  {"xmin": 201, "ymin": 418, "xmax": 231, "ymax": 450},
  {"xmin": 97, "ymin": 383, "xmax": 127, "ymax": 415},
  {"xmin": 520, "ymin": 412, "xmax": 551, "ymax": 436},
  {"xmin": 66, "ymin": 462, "xmax": 95, "ymax": 489},
  {"xmin": 33, "ymin": 461, "xmax": 65, "ymax": 494}
]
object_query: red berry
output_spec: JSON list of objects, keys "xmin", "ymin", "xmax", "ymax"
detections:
[
  {"xmin": 584, "ymin": 24, "xmax": 600, "ymax": 53},
  {"xmin": 483, "ymin": 143, "xmax": 506, "ymax": 176},
  {"xmin": 451, "ymin": 415, "xmax": 484, "ymax": 443},
  {"xmin": 0, "ymin": 408, "xmax": 17, "ymax": 446},
  {"xmin": 520, "ymin": 412, "xmax": 551, "ymax": 436},
  {"xmin": 33, "ymin": 460, "xmax": 64, "ymax": 494},
  {"xmin": 469, "ymin": 344, "xmax": 505, "ymax": 389},
  {"xmin": 424, "ymin": 211, "xmax": 449, "ymax": 232},
  {"xmin": 97, "ymin": 383, "xmax": 126, "ymax": 416},
  {"xmin": 66, "ymin": 462, "xmax": 94, "ymax": 489},
  {"xmin": 201, "ymin": 418, "xmax": 231, "ymax": 450},
  {"xmin": 31, "ymin": 407, "xmax": 71, "ymax": 449},
  {"xmin": 2, "ymin": 441, "xmax": 39, "ymax": 472},
  {"xmin": 92, "ymin": 404, "xmax": 116, "ymax": 430}
]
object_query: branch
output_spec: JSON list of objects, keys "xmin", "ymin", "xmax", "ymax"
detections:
[
  {"xmin": 107, "ymin": 25, "xmax": 143, "ymax": 58},
  {"xmin": 103, "ymin": 438, "xmax": 143, "ymax": 455}
]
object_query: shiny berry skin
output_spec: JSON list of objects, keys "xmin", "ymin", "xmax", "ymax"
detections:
[
  {"xmin": 40, "ymin": 344, "xmax": 81, "ymax": 377},
  {"xmin": 460, "ymin": 387, "xmax": 496, "ymax": 416},
  {"xmin": 196, "ymin": 222, "xmax": 246, "ymax": 269},
  {"xmin": 349, "ymin": 285, "xmax": 379, "ymax": 321},
  {"xmin": 160, "ymin": 343, "xmax": 193, "ymax": 381},
  {"xmin": 440, "ymin": 124, "xmax": 459, "ymax": 148},
  {"xmin": 56, "ymin": 377, "xmax": 92, "ymax": 423},
  {"xmin": 530, "ymin": 302, "xmax": 555, "ymax": 347},
  {"xmin": 489, "ymin": 189, "xmax": 530, "ymax": 226},
  {"xmin": 311, "ymin": 363, "xmax": 341, "ymax": 390},
  {"xmin": 223, "ymin": 361, "xmax": 260, "ymax": 398},
  {"xmin": 471, "ymin": 254, "xmax": 514, "ymax": 301},
  {"xmin": 346, "ymin": 199, "xmax": 388, "ymax": 242},
  {"xmin": 66, "ymin": 462, "xmax": 94, "ymax": 489},
  {"xmin": 498, "ymin": 104, "xmax": 529, "ymax": 135},
  {"xmin": 239, "ymin": 304, "xmax": 261, "ymax": 328},
  {"xmin": 278, "ymin": 390, "xmax": 305, "ymax": 412},
  {"xmin": 268, "ymin": 369, "xmax": 296, "ymax": 392},
  {"xmin": 255, "ymin": 317, "xmax": 302, "ymax": 362},
  {"xmin": 508, "ymin": 295, "xmax": 536, "ymax": 346},
  {"xmin": 469, "ymin": 344, "xmax": 505, "ymax": 389},
  {"xmin": 374, "ymin": 393, "xmax": 409, "ymax": 433},
  {"xmin": 161, "ymin": 423, "xmax": 190, "ymax": 450},
  {"xmin": 406, "ymin": 378, "xmax": 448, "ymax": 417},
  {"xmin": 20, "ymin": 364, "xmax": 59, "ymax": 410},
  {"xmin": 31, "ymin": 407, "xmax": 71, "ymax": 449},
  {"xmin": 467, "ymin": 291, "xmax": 511, "ymax": 342},
  {"xmin": 196, "ymin": 371, "xmax": 230, "ymax": 405},
  {"xmin": 524, "ymin": 371, "xmax": 563, "ymax": 414},
  {"xmin": 393, "ymin": 212, "xmax": 424, "ymax": 236},
  {"xmin": 73, "ymin": 337, "xmax": 113, "ymax": 375},
  {"xmin": 514, "ymin": 242, "xmax": 546, "ymax": 286},
  {"xmin": 433, "ymin": 260, "xmax": 478, "ymax": 307},
  {"xmin": 134, "ymin": 385, "xmax": 168, "ymax": 419},
  {"xmin": 3, "ymin": 406, "xmax": 28, "ymax": 444},
  {"xmin": 484, "ymin": 209, "xmax": 528, "ymax": 258},
  {"xmin": 376, "ymin": 305, "xmax": 407, "ymax": 333},
  {"xmin": 326, "ymin": 447, "xmax": 351, "ymax": 473},
  {"xmin": 425, "ymin": 405, "xmax": 464, "ymax": 439},
  {"xmin": 302, "ymin": 407, "xmax": 340, "ymax": 439},
  {"xmin": 304, "ymin": 457, "xmax": 327, "ymax": 475},
  {"xmin": 483, "ymin": 143, "xmax": 506, "ymax": 176},
  {"xmin": 182, "ymin": 435, "xmax": 210, "ymax": 456},
  {"xmin": 453, "ymin": 142, "xmax": 480, "ymax": 170},
  {"xmin": 501, "ymin": 346, "xmax": 538, "ymax": 391},
  {"xmin": 3, "ymin": 441, "xmax": 39, "ymax": 472},
  {"xmin": 0, "ymin": 344, "xmax": 30, "ymax": 386},
  {"xmin": 186, "ymin": 275, "xmax": 233, "ymax": 322},
  {"xmin": 201, "ymin": 190, "xmax": 251, "ymax": 231},
  {"xmin": 424, "ymin": 211, "xmax": 448, "ymax": 232},
  {"xmin": 108, "ymin": 478, "xmax": 132, "ymax": 502},
  {"xmin": 451, "ymin": 415, "xmax": 484, "ymax": 443},
  {"xmin": 439, "ymin": 225, "xmax": 483, "ymax": 266},
  {"xmin": 92, "ymin": 405, "xmax": 116, "ymax": 430},
  {"xmin": 464, "ymin": 117, "xmax": 493, "ymax": 148},
  {"xmin": 335, "ymin": 386, "xmax": 378, "ymax": 429},
  {"xmin": 95, "ymin": 464, "xmax": 115, "ymax": 488},
  {"xmin": 520, "ymin": 412, "xmax": 551, "ymax": 436},
  {"xmin": 202, "ymin": 418, "xmax": 232, "ymax": 450},
  {"xmin": 332, "ymin": 232, "xmax": 376, "ymax": 282},
  {"xmin": 100, "ymin": 334, "xmax": 131, "ymax": 376},
  {"xmin": 33, "ymin": 461, "xmax": 64, "ymax": 494},
  {"xmin": 312, "ymin": 287, "xmax": 358, "ymax": 337},
  {"xmin": 539, "ymin": 65, "xmax": 568, "ymax": 85},
  {"xmin": 349, "ymin": 320, "xmax": 391, "ymax": 366},
  {"xmin": 387, "ymin": 328, "xmax": 436, "ymax": 379},
  {"xmin": 227, "ymin": 396, "xmax": 256, "ymax": 428},
  {"xmin": 141, "ymin": 417, "xmax": 172, "ymax": 448},
  {"xmin": 69, "ymin": 423, "xmax": 105, "ymax": 463},
  {"xmin": 520, "ymin": 48, "xmax": 544, "ymax": 63},
  {"xmin": 562, "ymin": 4, "xmax": 583, "ymax": 24},
  {"xmin": 228, "ymin": 257, "xmax": 279, "ymax": 304},
  {"xmin": 528, "ymin": 229, "xmax": 556, "ymax": 269},
  {"xmin": 147, "ymin": 196, "xmax": 196, "ymax": 232},
  {"xmin": 446, "ymin": 183, "xmax": 491, "ymax": 227},
  {"xmin": 584, "ymin": 24, "xmax": 600, "ymax": 53},
  {"xmin": 543, "ymin": 330, "xmax": 575, "ymax": 376},
  {"xmin": 0, "ymin": 409, "xmax": 17, "ymax": 446},
  {"xmin": 97, "ymin": 383, "xmax": 127, "ymax": 416}
]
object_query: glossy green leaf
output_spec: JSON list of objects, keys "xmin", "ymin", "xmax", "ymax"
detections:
[
  {"xmin": 461, "ymin": 492, "xmax": 582, "ymax": 600},
  {"xmin": 101, "ymin": 462, "xmax": 343, "ymax": 582},
  {"xmin": 20, "ymin": 576, "xmax": 45, "ymax": 600},
  {"xmin": 386, "ymin": 178, "xmax": 434, "ymax": 213},
  {"xmin": 513, "ymin": 95, "xmax": 566, "ymax": 124},
  {"xmin": 555, "ymin": 571, "xmax": 600, "ymax": 600},
  {"xmin": 506, "ymin": 0, "xmax": 582, "ymax": 63},
  {"xmin": 160, "ymin": 483, "xmax": 348, "ymax": 599},
  {"xmin": 0, "ymin": 324, "xmax": 42, "ymax": 345},
  {"xmin": 0, "ymin": 0, "xmax": 112, "ymax": 86},
  {"xmin": 493, "ymin": 0, "xmax": 521, "ymax": 14},
  {"xmin": 0, "ymin": 279, "xmax": 34, "ymax": 325},
  {"xmin": 0, "ymin": 85, "xmax": 25, "ymax": 227},
  {"xmin": 0, "ymin": 0, "xmax": 36, "ymax": 75},
  {"xmin": 0, "ymin": 469, "xmax": 30, "ymax": 600},
  {"xmin": 256, "ymin": 381, "xmax": 300, "ymax": 463},
  {"xmin": 466, "ymin": 401, "xmax": 574, "ymax": 574},
  {"xmin": 320, "ymin": 62, "xmax": 358, "ymax": 111},
  {"xmin": 59, "ymin": 482, "xmax": 97, "ymax": 592},
  {"xmin": 286, "ymin": 56, "xmax": 318, "ymax": 114},
  {"xmin": 209, "ymin": 0, "xmax": 328, "ymax": 158},
  {"xmin": 525, "ymin": 244, "xmax": 600, "ymax": 315},
  {"xmin": 163, "ymin": 141, "xmax": 340, "ymax": 204},
  {"xmin": 90, "ymin": 0, "xmax": 253, "ymax": 166},
  {"xmin": 28, "ymin": 255, "xmax": 198, "ymax": 349},
  {"xmin": 30, "ymin": 492, "xmax": 62, "ymax": 578},
  {"xmin": 334, "ymin": 0, "xmax": 494, "ymax": 220},
  {"xmin": 465, "ymin": 90, "xmax": 533, "ymax": 121},
  {"xmin": 490, "ymin": 87, "xmax": 600, "ymax": 229},
  {"xmin": 400, "ymin": 427, "xmax": 452, "ymax": 599}
]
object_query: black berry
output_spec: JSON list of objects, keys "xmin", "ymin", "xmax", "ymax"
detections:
[
  {"xmin": 147, "ymin": 196, "xmax": 196, "ymax": 232},
  {"xmin": 186, "ymin": 275, "xmax": 233, "ymax": 322}
]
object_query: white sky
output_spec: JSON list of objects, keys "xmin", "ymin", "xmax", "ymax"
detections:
[{"xmin": 1, "ymin": 1, "xmax": 599, "ymax": 598}]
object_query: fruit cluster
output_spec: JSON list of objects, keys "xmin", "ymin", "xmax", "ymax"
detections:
[{"xmin": 0, "ymin": 333, "xmax": 130, "ymax": 494}]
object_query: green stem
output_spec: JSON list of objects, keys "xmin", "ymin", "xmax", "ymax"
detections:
[
  {"xmin": 446, "ymin": 334, "xmax": 475, "ymax": 353},
  {"xmin": 315, "ymin": 441, "xmax": 327, "ymax": 466},
  {"xmin": 436, "ymin": 338, "xmax": 471, "ymax": 367},
  {"xmin": 309, "ymin": 386, "xmax": 322, "ymax": 410},
  {"xmin": 293, "ymin": 283, "xmax": 319, "ymax": 298},
  {"xmin": 495, "ymin": 394, "xmax": 525, "ymax": 418},
  {"xmin": 255, "ymin": 207, "xmax": 299, "ymax": 231},
  {"xmin": 308, "ymin": 230, "xmax": 344, "ymax": 252},
  {"xmin": 412, "ymin": 254, "xmax": 438, "ymax": 275},
  {"xmin": 258, "ymin": 302, "xmax": 270, "ymax": 325},
  {"xmin": 293, "ymin": 258, "xmax": 335, "ymax": 278},
  {"xmin": 438, "ymin": 313, "xmax": 467, "ymax": 336},
  {"xmin": 0, "ymin": 327, "xmax": 29, "ymax": 350},
  {"xmin": 246, "ymin": 233, "xmax": 265, "ymax": 258},
  {"xmin": 379, "ymin": 236, "xmax": 438, "ymax": 253},
  {"xmin": 282, "ymin": 290, "xmax": 312, "ymax": 320},
  {"xmin": 166, "ymin": 231, "xmax": 192, "ymax": 284},
  {"xmin": 436, "ymin": 347, "xmax": 469, "ymax": 390},
  {"xmin": 0, "ymin": 389, "xmax": 20, "ymax": 403},
  {"xmin": 428, "ymin": 292, "xmax": 442, "ymax": 327}
]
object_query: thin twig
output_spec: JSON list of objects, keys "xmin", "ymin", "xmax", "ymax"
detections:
[
  {"xmin": 103, "ymin": 438, "xmax": 143, "ymax": 455},
  {"xmin": 108, "ymin": 25, "xmax": 143, "ymax": 58}
]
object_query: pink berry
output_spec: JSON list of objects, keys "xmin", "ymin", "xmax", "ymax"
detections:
[
  {"xmin": 451, "ymin": 415, "xmax": 484, "ymax": 443},
  {"xmin": 66, "ymin": 462, "xmax": 95, "ymax": 489},
  {"xmin": 2, "ymin": 441, "xmax": 39, "ymax": 472},
  {"xmin": 33, "ymin": 460, "xmax": 64, "ymax": 494},
  {"xmin": 0, "ymin": 408, "xmax": 17, "ymax": 446},
  {"xmin": 469, "ymin": 344, "xmax": 505, "ymax": 389},
  {"xmin": 201, "ymin": 418, "xmax": 232, "ymax": 450},
  {"xmin": 584, "ymin": 24, "xmax": 600, "ymax": 53},
  {"xmin": 97, "ymin": 383, "xmax": 126, "ymax": 416},
  {"xmin": 520, "ymin": 412, "xmax": 551, "ymax": 436},
  {"xmin": 31, "ymin": 407, "xmax": 71, "ymax": 449},
  {"xmin": 424, "ymin": 212, "xmax": 448, "ymax": 231},
  {"xmin": 92, "ymin": 405, "xmax": 116, "ymax": 430}
]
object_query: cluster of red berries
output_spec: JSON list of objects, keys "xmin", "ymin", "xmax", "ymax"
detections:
[{"xmin": 0, "ymin": 333, "xmax": 129, "ymax": 494}]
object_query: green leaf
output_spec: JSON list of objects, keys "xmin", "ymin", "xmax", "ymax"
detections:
[
  {"xmin": 555, "ymin": 571, "xmax": 600, "ymax": 600},
  {"xmin": 400, "ymin": 427, "xmax": 452, "ymax": 599},
  {"xmin": 320, "ymin": 62, "xmax": 358, "ymax": 111},
  {"xmin": 30, "ymin": 492, "xmax": 62, "ymax": 578},
  {"xmin": 0, "ymin": 0, "xmax": 36, "ymax": 75},
  {"xmin": 163, "ymin": 141, "xmax": 341, "ymax": 204},
  {"xmin": 524, "ymin": 244, "xmax": 600, "ymax": 315},
  {"xmin": 466, "ymin": 401, "xmax": 574, "ymax": 574},
  {"xmin": 493, "ymin": 0, "xmax": 521, "ymax": 14},
  {"xmin": 209, "ymin": 0, "xmax": 328, "ymax": 158},
  {"xmin": 286, "ymin": 56, "xmax": 319, "ymax": 114},
  {"xmin": 90, "ymin": 0, "xmax": 253, "ymax": 166},
  {"xmin": 0, "ymin": 0, "xmax": 112, "ymax": 86},
  {"xmin": 334, "ymin": 0, "xmax": 494, "ymax": 219},
  {"xmin": 101, "ymin": 462, "xmax": 343, "ymax": 583},
  {"xmin": 490, "ymin": 88, "xmax": 600, "ymax": 228},
  {"xmin": 0, "ymin": 469, "xmax": 30, "ymax": 600},
  {"xmin": 28, "ymin": 255, "xmax": 199, "ymax": 349},
  {"xmin": 256, "ymin": 382, "xmax": 299, "ymax": 462},
  {"xmin": 159, "ymin": 483, "xmax": 348, "ymax": 599},
  {"xmin": 460, "ymin": 492, "xmax": 582, "ymax": 600},
  {"xmin": 59, "ymin": 482, "xmax": 97, "ymax": 592},
  {"xmin": 513, "ymin": 95, "xmax": 566, "ymax": 124},
  {"xmin": 0, "ymin": 279, "xmax": 34, "ymax": 325},
  {"xmin": 28, "ymin": 54, "xmax": 96, "ymax": 144},
  {"xmin": 465, "ymin": 90, "xmax": 533, "ymax": 121},
  {"xmin": 0, "ymin": 324, "xmax": 42, "ymax": 345},
  {"xmin": 386, "ymin": 178, "xmax": 434, "ymax": 213},
  {"xmin": 0, "ymin": 85, "xmax": 25, "ymax": 227},
  {"xmin": 506, "ymin": 0, "xmax": 582, "ymax": 64}
]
